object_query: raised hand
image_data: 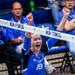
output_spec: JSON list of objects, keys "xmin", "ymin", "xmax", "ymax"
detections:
[
  {"xmin": 26, "ymin": 12, "xmax": 33, "ymax": 25},
  {"xmin": 57, "ymin": 7, "xmax": 70, "ymax": 31},
  {"xmin": 62, "ymin": 7, "xmax": 71, "ymax": 17},
  {"xmin": 63, "ymin": 7, "xmax": 75, "ymax": 31}
]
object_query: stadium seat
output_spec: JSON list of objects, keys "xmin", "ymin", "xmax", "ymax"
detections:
[
  {"xmin": 32, "ymin": 9, "xmax": 54, "ymax": 24},
  {"xmin": 0, "ymin": 13, "xmax": 13, "ymax": 20}
]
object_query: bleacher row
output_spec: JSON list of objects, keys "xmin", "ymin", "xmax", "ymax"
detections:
[{"xmin": 0, "ymin": 9, "xmax": 75, "ymax": 75}]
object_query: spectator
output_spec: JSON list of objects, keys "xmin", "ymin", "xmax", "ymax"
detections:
[
  {"xmin": 60, "ymin": 0, "xmax": 65, "ymax": 9},
  {"xmin": 6, "ymin": 1, "xmax": 35, "ymax": 57},
  {"xmin": 58, "ymin": 0, "xmax": 75, "ymax": 59},
  {"xmin": 0, "ymin": 26, "xmax": 21, "ymax": 75},
  {"xmin": 6, "ymin": 1, "xmax": 35, "ymax": 75},
  {"xmin": 47, "ymin": 0, "xmax": 65, "ymax": 25},
  {"xmin": 22, "ymin": 8, "xmax": 69, "ymax": 75}
]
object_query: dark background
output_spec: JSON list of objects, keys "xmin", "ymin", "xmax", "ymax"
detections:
[{"xmin": 0, "ymin": 0, "xmax": 48, "ymax": 10}]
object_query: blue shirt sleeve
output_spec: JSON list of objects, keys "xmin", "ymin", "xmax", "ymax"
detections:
[
  {"xmin": 46, "ymin": 37, "xmax": 58, "ymax": 49},
  {"xmin": 23, "ymin": 36, "xmax": 31, "ymax": 54},
  {"xmin": 46, "ymin": 30, "xmax": 63, "ymax": 49},
  {"xmin": 58, "ymin": 10, "xmax": 64, "ymax": 24},
  {"xmin": 0, "ymin": 27, "xmax": 8, "ymax": 42},
  {"xmin": 6, "ymin": 27, "xmax": 14, "ymax": 41}
]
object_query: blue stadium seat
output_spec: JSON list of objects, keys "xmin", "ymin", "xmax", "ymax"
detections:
[
  {"xmin": 32, "ymin": 10, "xmax": 54, "ymax": 24},
  {"xmin": 0, "ymin": 13, "xmax": 13, "ymax": 20}
]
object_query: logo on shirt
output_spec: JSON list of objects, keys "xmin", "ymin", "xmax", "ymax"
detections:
[
  {"xmin": 41, "ymin": 25, "xmax": 49, "ymax": 30},
  {"xmin": 36, "ymin": 63, "xmax": 43, "ymax": 70}
]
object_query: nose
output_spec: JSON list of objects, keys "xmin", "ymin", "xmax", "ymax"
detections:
[{"xmin": 37, "ymin": 39, "xmax": 40, "ymax": 42}]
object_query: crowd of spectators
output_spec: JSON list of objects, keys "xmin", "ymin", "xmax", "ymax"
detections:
[{"xmin": 0, "ymin": 0, "xmax": 75, "ymax": 75}]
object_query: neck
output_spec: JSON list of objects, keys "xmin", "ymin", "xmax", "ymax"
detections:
[
  {"xmin": 65, "ymin": 6, "xmax": 74, "ymax": 12},
  {"xmin": 31, "ymin": 48, "xmax": 39, "ymax": 56},
  {"xmin": 35, "ymin": 52, "xmax": 39, "ymax": 56},
  {"xmin": 69, "ymin": 8, "xmax": 74, "ymax": 12},
  {"xmin": 14, "ymin": 16, "xmax": 22, "ymax": 22}
]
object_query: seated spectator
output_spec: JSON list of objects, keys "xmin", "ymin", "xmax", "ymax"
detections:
[
  {"xmin": 0, "ymin": 26, "xmax": 21, "ymax": 75},
  {"xmin": 58, "ymin": 0, "xmax": 75, "ymax": 59},
  {"xmin": 47, "ymin": 0, "xmax": 65, "ymax": 25},
  {"xmin": 59, "ymin": 0, "xmax": 65, "ymax": 9},
  {"xmin": 6, "ymin": 1, "xmax": 35, "ymax": 57}
]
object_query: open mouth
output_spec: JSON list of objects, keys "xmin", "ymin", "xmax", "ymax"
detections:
[{"xmin": 36, "ymin": 45, "xmax": 40, "ymax": 47}]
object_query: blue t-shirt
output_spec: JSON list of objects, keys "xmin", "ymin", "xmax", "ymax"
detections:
[
  {"xmin": 6, "ymin": 16, "xmax": 35, "ymax": 47},
  {"xmin": 58, "ymin": 9, "xmax": 75, "ymax": 24},
  {"xmin": 23, "ymin": 51, "xmax": 45, "ymax": 75},
  {"xmin": 58, "ymin": 9, "xmax": 75, "ymax": 35}
]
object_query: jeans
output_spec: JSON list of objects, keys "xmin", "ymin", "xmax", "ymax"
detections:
[
  {"xmin": 67, "ymin": 42, "xmax": 75, "ymax": 58},
  {"xmin": 0, "ymin": 42, "xmax": 21, "ymax": 75},
  {"xmin": 48, "ymin": 2, "xmax": 60, "ymax": 25}
]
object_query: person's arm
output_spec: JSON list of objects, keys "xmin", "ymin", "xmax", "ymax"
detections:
[
  {"xmin": 46, "ymin": 7, "xmax": 70, "ymax": 49},
  {"xmin": 26, "ymin": 12, "xmax": 33, "ymax": 25},
  {"xmin": 23, "ymin": 12, "xmax": 33, "ymax": 54},
  {"xmin": 62, "ymin": 7, "xmax": 75, "ymax": 31},
  {"xmin": 11, "ymin": 37, "xmax": 24, "ymax": 45},
  {"xmin": 57, "ymin": 15, "xmax": 68, "ymax": 30},
  {"xmin": 64, "ymin": 19, "xmax": 75, "ymax": 31},
  {"xmin": 6, "ymin": 28, "xmax": 24, "ymax": 45},
  {"xmin": 53, "ymin": 1, "xmax": 59, "ymax": 6}
]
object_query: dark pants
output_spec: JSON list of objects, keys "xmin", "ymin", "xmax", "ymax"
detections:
[{"xmin": 0, "ymin": 42, "xmax": 21, "ymax": 75}]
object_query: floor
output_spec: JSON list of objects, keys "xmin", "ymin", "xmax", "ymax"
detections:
[
  {"xmin": 46, "ymin": 52, "xmax": 75, "ymax": 75},
  {"xmin": 51, "ymin": 66, "xmax": 75, "ymax": 75},
  {"xmin": 0, "ymin": 62, "xmax": 75, "ymax": 75},
  {"xmin": 0, "ymin": 63, "xmax": 21, "ymax": 75}
]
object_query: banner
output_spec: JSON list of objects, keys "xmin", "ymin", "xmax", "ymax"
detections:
[{"xmin": 0, "ymin": 19, "xmax": 75, "ymax": 42}]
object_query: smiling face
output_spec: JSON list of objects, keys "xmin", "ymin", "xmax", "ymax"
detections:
[{"xmin": 31, "ymin": 34, "xmax": 42, "ymax": 54}]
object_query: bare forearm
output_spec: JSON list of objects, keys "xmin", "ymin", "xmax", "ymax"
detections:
[
  {"xmin": 11, "ymin": 38, "xmax": 24, "ymax": 44},
  {"xmin": 64, "ymin": 19, "xmax": 75, "ymax": 31},
  {"xmin": 57, "ymin": 14, "xmax": 68, "ymax": 31},
  {"xmin": 25, "ymin": 32, "xmax": 31, "ymax": 38}
]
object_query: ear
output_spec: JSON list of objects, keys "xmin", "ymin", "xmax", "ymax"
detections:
[
  {"xmin": 22, "ymin": 8, "xmax": 23, "ymax": 13},
  {"xmin": 11, "ymin": 9, "xmax": 13, "ymax": 14}
]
